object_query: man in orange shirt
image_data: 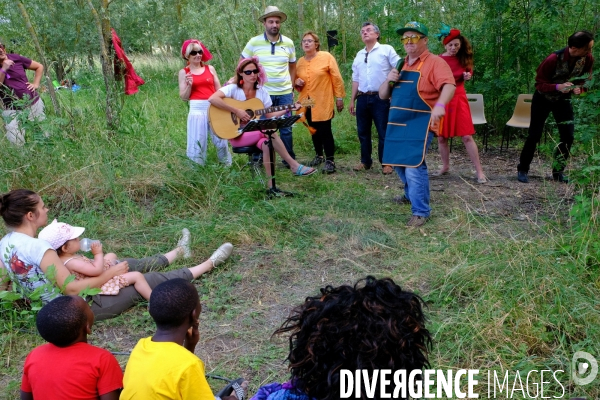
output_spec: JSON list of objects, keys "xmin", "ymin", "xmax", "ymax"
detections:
[{"xmin": 379, "ymin": 22, "xmax": 455, "ymax": 227}]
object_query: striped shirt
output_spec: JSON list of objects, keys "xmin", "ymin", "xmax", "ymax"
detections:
[{"xmin": 242, "ymin": 33, "xmax": 296, "ymax": 95}]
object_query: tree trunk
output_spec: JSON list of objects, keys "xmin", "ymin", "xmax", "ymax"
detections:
[
  {"xmin": 297, "ymin": 0, "xmax": 304, "ymax": 39},
  {"xmin": 219, "ymin": 3, "xmax": 241, "ymax": 51},
  {"xmin": 339, "ymin": 0, "xmax": 346, "ymax": 62},
  {"xmin": 16, "ymin": 2, "xmax": 61, "ymax": 116},
  {"xmin": 86, "ymin": 0, "xmax": 119, "ymax": 131}
]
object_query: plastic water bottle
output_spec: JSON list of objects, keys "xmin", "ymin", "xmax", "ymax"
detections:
[{"xmin": 80, "ymin": 238, "xmax": 100, "ymax": 252}]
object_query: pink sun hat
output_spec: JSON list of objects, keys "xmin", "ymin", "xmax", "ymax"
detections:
[{"xmin": 38, "ymin": 219, "xmax": 85, "ymax": 250}]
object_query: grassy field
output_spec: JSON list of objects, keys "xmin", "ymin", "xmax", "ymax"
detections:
[{"xmin": 1, "ymin": 55, "xmax": 599, "ymax": 399}]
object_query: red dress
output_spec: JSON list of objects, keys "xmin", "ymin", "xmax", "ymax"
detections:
[{"xmin": 439, "ymin": 55, "xmax": 475, "ymax": 138}]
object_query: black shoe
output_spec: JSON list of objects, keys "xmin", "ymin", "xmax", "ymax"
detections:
[
  {"xmin": 252, "ymin": 153, "xmax": 263, "ymax": 165},
  {"xmin": 552, "ymin": 172, "xmax": 569, "ymax": 183},
  {"xmin": 266, "ymin": 187, "xmax": 294, "ymax": 198},
  {"xmin": 392, "ymin": 195, "xmax": 411, "ymax": 205},
  {"xmin": 308, "ymin": 155, "xmax": 324, "ymax": 167},
  {"xmin": 322, "ymin": 160, "xmax": 336, "ymax": 174},
  {"xmin": 517, "ymin": 171, "xmax": 529, "ymax": 183}
]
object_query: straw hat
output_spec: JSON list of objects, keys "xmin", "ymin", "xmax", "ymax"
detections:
[{"xmin": 259, "ymin": 6, "xmax": 287, "ymax": 23}]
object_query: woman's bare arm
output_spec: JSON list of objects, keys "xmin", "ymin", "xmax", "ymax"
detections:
[
  {"xmin": 178, "ymin": 69, "xmax": 192, "ymax": 101},
  {"xmin": 40, "ymin": 250, "xmax": 128, "ymax": 295}
]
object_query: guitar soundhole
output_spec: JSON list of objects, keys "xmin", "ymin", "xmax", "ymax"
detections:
[{"xmin": 246, "ymin": 109, "xmax": 255, "ymax": 119}]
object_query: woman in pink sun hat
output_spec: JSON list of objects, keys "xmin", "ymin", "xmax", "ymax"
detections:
[{"xmin": 178, "ymin": 39, "xmax": 232, "ymax": 166}]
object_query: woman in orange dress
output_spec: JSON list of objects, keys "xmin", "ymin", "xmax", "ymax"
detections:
[
  {"xmin": 295, "ymin": 31, "xmax": 345, "ymax": 174},
  {"xmin": 436, "ymin": 28, "xmax": 486, "ymax": 183}
]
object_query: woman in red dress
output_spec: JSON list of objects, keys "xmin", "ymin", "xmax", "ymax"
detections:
[{"xmin": 436, "ymin": 29, "xmax": 486, "ymax": 183}]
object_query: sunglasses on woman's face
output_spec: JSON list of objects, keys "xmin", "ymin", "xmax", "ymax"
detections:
[
  {"xmin": 189, "ymin": 50, "xmax": 203, "ymax": 56},
  {"xmin": 242, "ymin": 69, "xmax": 260, "ymax": 75}
]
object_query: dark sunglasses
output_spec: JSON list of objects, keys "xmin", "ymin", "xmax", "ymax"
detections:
[
  {"xmin": 242, "ymin": 69, "xmax": 260, "ymax": 75},
  {"xmin": 364, "ymin": 51, "xmax": 369, "ymax": 63},
  {"xmin": 189, "ymin": 50, "xmax": 203, "ymax": 56}
]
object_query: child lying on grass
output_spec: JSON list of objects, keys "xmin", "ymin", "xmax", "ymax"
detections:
[{"xmin": 38, "ymin": 219, "xmax": 152, "ymax": 300}]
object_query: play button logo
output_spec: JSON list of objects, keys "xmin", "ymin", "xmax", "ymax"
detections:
[{"xmin": 572, "ymin": 351, "xmax": 598, "ymax": 385}]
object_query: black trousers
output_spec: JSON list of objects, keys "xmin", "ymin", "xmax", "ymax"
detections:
[
  {"xmin": 518, "ymin": 91, "xmax": 574, "ymax": 174},
  {"xmin": 307, "ymin": 108, "xmax": 335, "ymax": 161}
]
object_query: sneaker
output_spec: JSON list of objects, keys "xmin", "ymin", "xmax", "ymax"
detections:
[
  {"xmin": 382, "ymin": 165, "xmax": 394, "ymax": 175},
  {"xmin": 517, "ymin": 171, "xmax": 529, "ymax": 183},
  {"xmin": 392, "ymin": 195, "xmax": 411, "ymax": 205},
  {"xmin": 353, "ymin": 162, "xmax": 372, "ymax": 171},
  {"xmin": 322, "ymin": 160, "xmax": 336, "ymax": 174},
  {"xmin": 209, "ymin": 243, "xmax": 233, "ymax": 268},
  {"xmin": 406, "ymin": 215, "xmax": 427, "ymax": 227},
  {"xmin": 177, "ymin": 228, "xmax": 192, "ymax": 259},
  {"xmin": 552, "ymin": 172, "xmax": 568, "ymax": 183},
  {"xmin": 308, "ymin": 155, "xmax": 325, "ymax": 167}
]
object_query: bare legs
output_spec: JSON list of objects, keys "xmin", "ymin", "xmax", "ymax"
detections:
[
  {"xmin": 187, "ymin": 260, "xmax": 215, "ymax": 279},
  {"xmin": 261, "ymin": 135, "xmax": 313, "ymax": 188},
  {"xmin": 436, "ymin": 135, "xmax": 485, "ymax": 181},
  {"xmin": 463, "ymin": 136, "xmax": 485, "ymax": 181},
  {"xmin": 163, "ymin": 247, "xmax": 183, "ymax": 264},
  {"xmin": 123, "ymin": 271, "xmax": 152, "ymax": 300},
  {"xmin": 437, "ymin": 137, "xmax": 451, "ymax": 174}
]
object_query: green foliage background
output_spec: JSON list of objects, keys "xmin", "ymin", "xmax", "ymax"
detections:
[
  {"xmin": 0, "ymin": 1, "xmax": 599, "ymax": 398},
  {"xmin": 2, "ymin": 0, "xmax": 598, "ymax": 127}
]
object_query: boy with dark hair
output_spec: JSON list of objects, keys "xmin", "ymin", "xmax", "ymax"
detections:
[
  {"xmin": 21, "ymin": 296, "xmax": 123, "ymax": 400},
  {"xmin": 121, "ymin": 279, "xmax": 246, "ymax": 400}
]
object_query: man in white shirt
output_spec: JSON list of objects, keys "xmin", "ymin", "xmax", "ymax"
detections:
[{"xmin": 349, "ymin": 23, "xmax": 400, "ymax": 174}]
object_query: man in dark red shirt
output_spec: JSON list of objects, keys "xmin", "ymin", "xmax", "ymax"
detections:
[
  {"xmin": 0, "ymin": 40, "xmax": 46, "ymax": 145},
  {"xmin": 517, "ymin": 31, "xmax": 594, "ymax": 183}
]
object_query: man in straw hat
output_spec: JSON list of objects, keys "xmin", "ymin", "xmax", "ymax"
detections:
[
  {"xmin": 379, "ymin": 21, "xmax": 455, "ymax": 228},
  {"xmin": 241, "ymin": 6, "xmax": 297, "ymax": 165}
]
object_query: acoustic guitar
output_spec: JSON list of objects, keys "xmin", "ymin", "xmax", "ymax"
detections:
[{"xmin": 209, "ymin": 98, "xmax": 314, "ymax": 139}]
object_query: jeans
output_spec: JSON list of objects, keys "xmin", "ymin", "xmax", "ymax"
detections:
[
  {"xmin": 270, "ymin": 93, "xmax": 295, "ymax": 160},
  {"xmin": 394, "ymin": 132, "xmax": 433, "ymax": 217},
  {"xmin": 518, "ymin": 91, "xmax": 574, "ymax": 174},
  {"xmin": 356, "ymin": 94, "xmax": 390, "ymax": 166}
]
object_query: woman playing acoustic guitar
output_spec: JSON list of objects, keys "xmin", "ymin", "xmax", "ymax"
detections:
[{"xmin": 209, "ymin": 57, "xmax": 315, "ymax": 194}]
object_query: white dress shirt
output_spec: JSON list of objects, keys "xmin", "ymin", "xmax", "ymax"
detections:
[{"xmin": 351, "ymin": 42, "xmax": 400, "ymax": 92}]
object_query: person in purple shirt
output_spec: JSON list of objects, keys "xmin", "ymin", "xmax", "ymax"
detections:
[{"xmin": 0, "ymin": 40, "xmax": 45, "ymax": 145}]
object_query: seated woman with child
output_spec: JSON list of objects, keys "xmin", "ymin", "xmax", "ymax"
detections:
[{"xmin": 0, "ymin": 189, "xmax": 233, "ymax": 320}]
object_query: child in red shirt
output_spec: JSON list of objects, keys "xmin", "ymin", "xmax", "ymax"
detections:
[{"xmin": 20, "ymin": 295, "xmax": 123, "ymax": 400}]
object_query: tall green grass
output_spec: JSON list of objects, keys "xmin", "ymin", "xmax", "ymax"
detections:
[{"xmin": 1, "ymin": 56, "xmax": 599, "ymax": 399}]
